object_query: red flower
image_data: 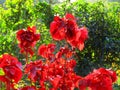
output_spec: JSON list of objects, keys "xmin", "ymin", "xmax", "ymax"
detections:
[
  {"xmin": 25, "ymin": 60, "xmax": 50, "ymax": 89},
  {"xmin": 81, "ymin": 68, "xmax": 117, "ymax": 90},
  {"xmin": 17, "ymin": 26, "xmax": 40, "ymax": 56},
  {"xmin": 65, "ymin": 13, "xmax": 76, "ymax": 20},
  {"xmin": 66, "ymin": 59, "xmax": 76, "ymax": 69},
  {"xmin": 46, "ymin": 57, "xmax": 82, "ymax": 90},
  {"xmin": 25, "ymin": 60, "xmax": 44, "ymax": 82},
  {"xmin": 50, "ymin": 13, "xmax": 77, "ymax": 41},
  {"xmin": 50, "ymin": 14, "xmax": 88, "ymax": 51},
  {"xmin": 38, "ymin": 44, "xmax": 56, "ymax": 60},
  {"xmin": 106, "ymin": 69, "xmax": 117, "ymax": 82},
  {"xmin": 65, "ymin": 14, "xmax": 77, "ymax": 41},
  {"xmin": 50, "ymin": 71, "xmax": 82, "ymax": 90},
  {"xmin": 68, "ymin": 27, "xmax": 88, "ymax": 51},
  {"xmin": 55, "ymin": 47, "xmax": 73, "ymax": 59},
  {"xmin": 50, "ymin": 16, "xmax": 66, "ymax": 40},
  {"xmin": 0, "ymin": 54, "xmax": 22, "ymax": 83},
  {"xmin": 0, "ymin": 54, "xmax": 22, "ymax": 89}
]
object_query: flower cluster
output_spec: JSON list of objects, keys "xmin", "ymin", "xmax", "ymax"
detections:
[
  {"xmin": 24, "ymin": 44, "xmax": 117, "ymax": 90},
  {"xmin": 25, "ymin": 45, "xmax": 78, "ymax": 89},
  {"xmin": 79, "ymin": 68, "xmax": 117, "ymax": 90},
  {"xmin": 25, "ymin": 53, "xmax": 82, "ymax": 90},
  {"xmin": 38, "ymin": 43, "xmax": 56, "ymax": 60},
  {"xmin": 0, "ymin": 54, "xmax": 22, "ymax": 90},
  {"xmin": 0, "ymin": 14, "xmax": 117, "ymax": 90},
  {"xmin": 17, "ymin": 26, "xmax": 40, "ymax": 56},
  {"xmin": 50, "ymin": 13, "xmax": 88, "ymax": 51}
]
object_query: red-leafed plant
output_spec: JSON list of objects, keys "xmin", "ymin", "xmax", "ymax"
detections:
[{"xmin": 0, "ymin": 14, "xmax": 117, "ymax": 90}]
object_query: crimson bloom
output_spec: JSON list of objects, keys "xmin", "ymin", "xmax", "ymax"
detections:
[
  {"xmin": 47, "ymin": 58, "xmax": 82, "ymax": 90},
  {"xmin": 17, "ymin": 26, "xmax": 40, "ymax": 56},
  {"xmin": 50, "ymin": 13, "xmax": 77, "ymax": 41},
  {"xmin": 65, "ymin": 14, "xmax": 78, "ymax": 41},
  {"xmin": 50, "ymin": 16, "xmax": 66, "ymax": 40},
  {"xmin": 55, "ymin": 47, "xmax": 73, "ymax": 59},
  {"xmin": 68, "ymin": 27, "xmax": 88, "ymax": 51},
  {"xmin": 80, "ymin": 68, "xmax": 117, "ymax": 90},
  {"xmin": 0, "ymin": 54, "xmax": 22, "ymax": 90},
  {"xmin": 25, "ymin": 60, "xmax": 49, "ymax": 89},
  {"xmin": 50, "ymin": 13, "xmax": 88, "ymax": 51},
  {"xmin": 25, "ymin": 60, "xmax": 44, "ymax": 82},
  {"xmin": 25, "ymin": 51, "xmax": 82, "ymax": 90},
  {"xmin": 38, "ymin": 43, "xmax": 56, "ymax": 60}
]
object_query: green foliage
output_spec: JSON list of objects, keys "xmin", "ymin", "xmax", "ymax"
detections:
[
  {"xmin": 73, "ymin": 1, "xmax": 120, "ymax": 76},
  {"xmin": 0, "ymin": 68, "xmax": 5, "ymax": 76},
  {"xmin": 35, "ymin": 2, "xmax": 54, "ymax": 27}
]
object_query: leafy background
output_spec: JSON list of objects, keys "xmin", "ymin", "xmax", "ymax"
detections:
[{"xmin": 0, "ymin": 0, "xmax": 120, "ymax": 89}]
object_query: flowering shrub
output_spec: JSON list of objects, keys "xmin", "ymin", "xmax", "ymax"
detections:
[
  {"xmin": 17, "ymin": 26, "xmax": 40, "ymax": 57},
  {"xmin": 0, "ymin": 14, "xmax": 117, "ymax": 90}
]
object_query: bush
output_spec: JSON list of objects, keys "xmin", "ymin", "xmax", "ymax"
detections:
[
  {"xmin": 0, "ymin": 0, "xmax": 120, "ymax": 77},
  {"xmin": 0, "ymin": 13, "xmax": 117, "ymax": 90}
]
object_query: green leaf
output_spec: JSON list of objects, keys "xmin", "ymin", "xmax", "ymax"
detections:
[
  {"xmin": 0, "ymin": 68, "xmax": 5, "ymax": 76},
  {"xmin": 116, "ymin": 77, "xmax": 120, "ymax": 85}
]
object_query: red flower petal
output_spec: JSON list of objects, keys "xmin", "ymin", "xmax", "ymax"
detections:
[
  {"xmin": 65, "ymin": 13, "xmax": 75, "ymax": 20},
  {"xmin": 65, "ymin": 20, "xmax": 77, "ymax": 41},
  {"xmin": 4, "ymin": 66, "xmax": 22, "ymax": 83},
  {"xmin": 78, "ymin": 42, "xmax": 84, "ymax": 51},
  {"xmin": 38, "ymin": 44, "xmax": 47, "ymax": 57},
  {"xmin": 50, "ymin": 77, "xmax": 61, "ymax": 89},
  {"xmin": 54, "ymin": 16, "xmax": 61, "ymax": 21},
  {"xmin": 50, "ymin": 21, "xmax": 65, "ymax": 40},
  {"xmin": 27, "ymin": 26, "xmax": 36, "ymax": 33},
  {"xmin": 84, "ymin": 68, "xmax": 117, "ymax": 90},
  {"xmin": 76, "ymin": 27, "xmax": 88, "ymax": 42},
  {"xmin": 16, "ymin": 30, "xmax": 24, "ymax": 41},
  {"xmin": 38, "ymin": 44, "xmax": 55, "ymax": 59}
]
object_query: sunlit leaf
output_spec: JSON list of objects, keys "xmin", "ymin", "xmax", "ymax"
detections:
[{"xmin": 0, "ymin": 68, "xmax": 5, "ymax": 76}]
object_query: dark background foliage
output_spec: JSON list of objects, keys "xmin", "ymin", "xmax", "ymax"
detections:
[{"xmin": 0, "ymin": 0, "xmax": 120, "ymax": 77}]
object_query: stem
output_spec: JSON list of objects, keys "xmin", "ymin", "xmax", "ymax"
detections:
[
  {"xmin": 6, "ymin": 82, "xmax": 10, "ymax": 90},
  {"xmin": 0, "ymin": 81, "xmax": 2, "ymax": 88},
  {"xmin": 74, "ymin": 50, "xmax": 81, "ymax": 61}
]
